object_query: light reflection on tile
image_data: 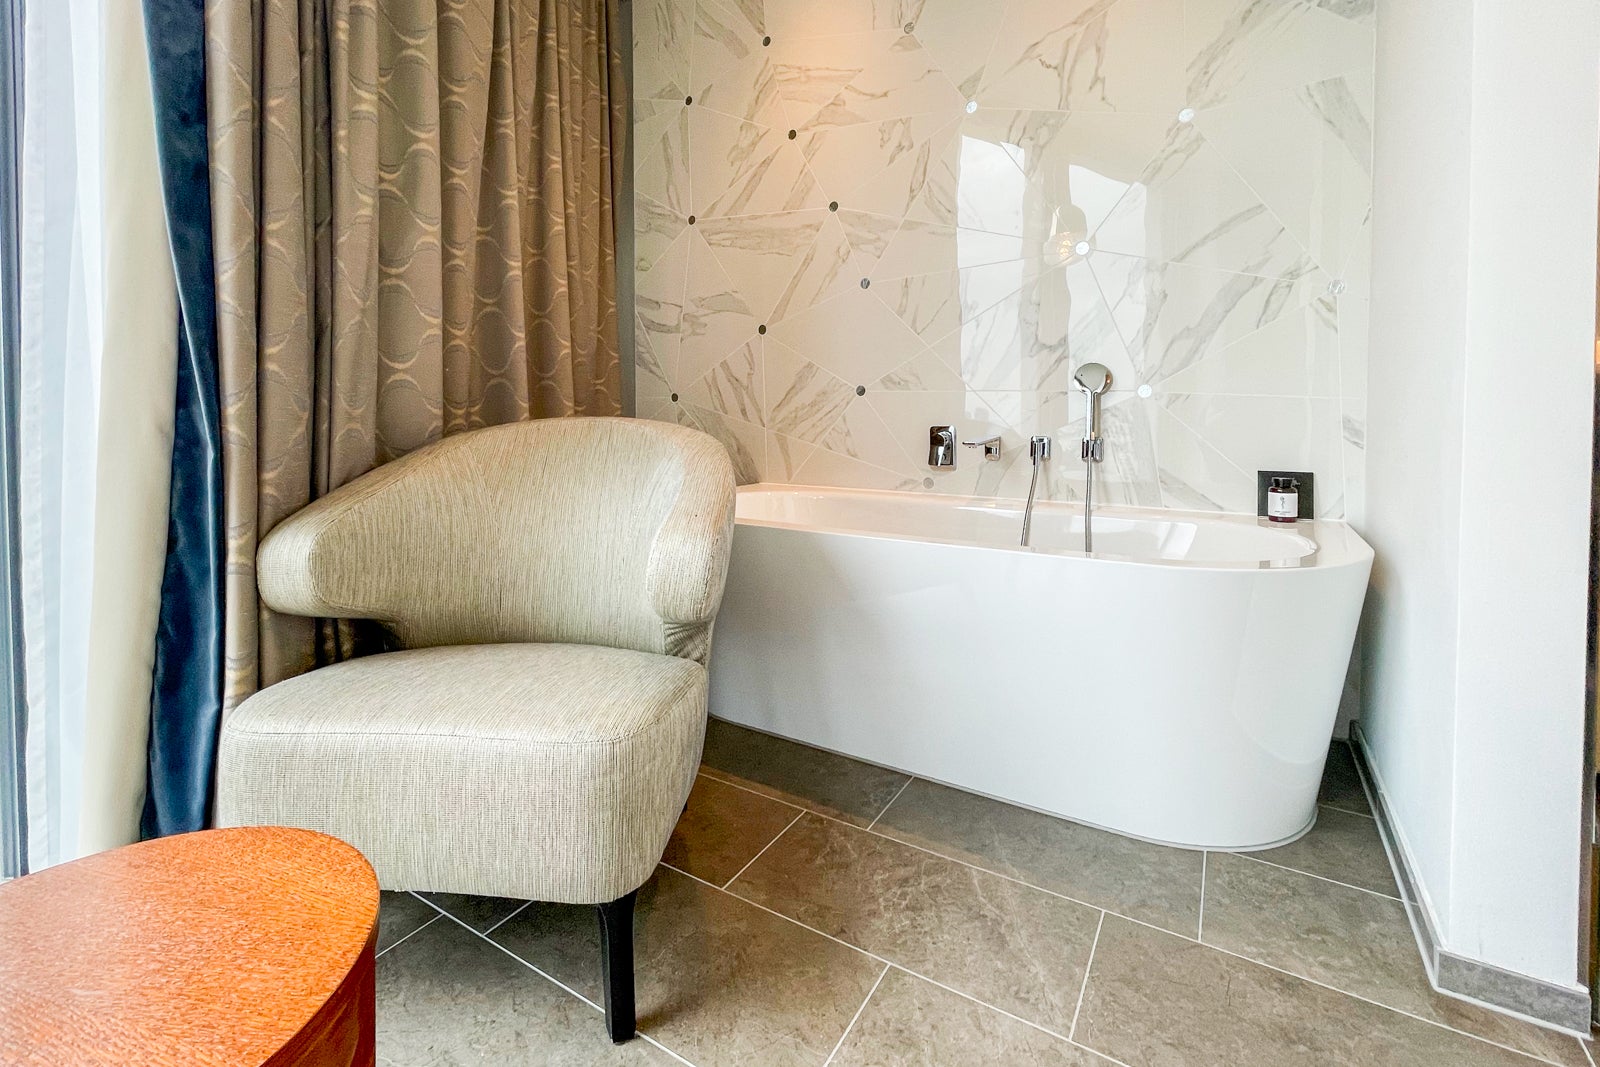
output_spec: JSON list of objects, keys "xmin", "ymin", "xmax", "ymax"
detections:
[{"xmin": 636, "ymin": 0, "xmax": 1373, "ymax": 515}]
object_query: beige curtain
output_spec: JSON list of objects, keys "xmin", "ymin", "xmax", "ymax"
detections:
[{"xmin": 206, "ymin": 0, "xmax": 625, "ymax": 707}]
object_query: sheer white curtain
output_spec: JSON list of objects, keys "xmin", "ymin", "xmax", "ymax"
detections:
[{"xmin": 19, "ymin": 0, "xmax": 177, "ymax": 868}]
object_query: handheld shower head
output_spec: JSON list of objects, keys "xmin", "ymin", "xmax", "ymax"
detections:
[{"xmin": 1073, "ymin": 363, "xmax": 1112, "ymax": 459}]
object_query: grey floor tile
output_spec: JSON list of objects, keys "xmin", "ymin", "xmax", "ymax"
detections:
[
  {"xmin": 830, "ymin": 969, "xmax": 1114, "ymax": 1067},
  {"xmin": 1318, "ymin": 741, "xmax": 1371, "ymax": 815},
  {"xmin": 1247, "ymin": 804, "xmax": 1398, "ymax": 895},
  {"xmin": 1203, "ymin": 853, "xmax": 1589, "ymax": 1067},
  {"xmin": 871, "ymin": 777, "xmax": 1203, "ymax": 936},
  {"xmin": 698, "ymin": 718, "xmax": 910, "ymax": 826},
  {"xmin": 378, "ymin": 891, "xmax": 439, "ymax": 953},
  {"xmin": 492, "ymin": 866, "xmax": 883, "ymax": 1067},
  {"xmin": 730, "ymin": 812, "xmax": 1101, "ymax": 1032},
  {"xmin": 1075, "ymin": 915, "xmax": 1548, "ymax": 1066},
  {"xmin": 376, "ymin": 912, "xmax": 677, "ymax": 1065},
  {"xmin": 419, "ymin": 893, "xmax": 528, "ymax": 932},
  {"xmin": 662, "ymin": 773, "xmax": 801, "ymax": 885}
]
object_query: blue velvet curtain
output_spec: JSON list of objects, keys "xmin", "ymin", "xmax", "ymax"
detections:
[{"xmin": 140, "ymin": 0, "xmax": 224, "ymax": 838}]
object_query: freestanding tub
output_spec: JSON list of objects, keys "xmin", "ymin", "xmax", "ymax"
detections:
[{"xmin": 708, "ymin": 484, "xmax": 1374, "ymax": 850}]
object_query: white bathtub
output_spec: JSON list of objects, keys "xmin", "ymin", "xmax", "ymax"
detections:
[{"xmin": 708, "ymin": 484, "xmax": 1375, "ymax": 850}]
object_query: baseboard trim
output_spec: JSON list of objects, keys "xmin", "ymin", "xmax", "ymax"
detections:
[{"xmin": 1349, "ymin": 722, "xmax": 1593, "ymax": 1034}]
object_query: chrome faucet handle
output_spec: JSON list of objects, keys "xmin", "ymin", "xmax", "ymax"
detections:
[
  {"xmin": 928, "ymin": 425, "xmax": 957, "ymax": 468},
  {"xmin": 961, "ymin": 434, "xmax": 1002, "ymax": 460},
  {"xmin": 1029, "ymin": 436, "xmax": 1052, "ymax": 461}
]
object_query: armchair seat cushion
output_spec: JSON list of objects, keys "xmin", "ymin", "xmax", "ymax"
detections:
[{"xmin": 216, "ymin": 642, "xmax": 707, "ymax": 904}]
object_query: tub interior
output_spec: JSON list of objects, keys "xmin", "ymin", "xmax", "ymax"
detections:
[{"xmin": 735, "ymin": 484, "xmax": 1326, "ymax": 566}]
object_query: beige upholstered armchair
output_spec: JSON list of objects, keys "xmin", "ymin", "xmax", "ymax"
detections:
[{"xmin": 216, "ymin": 417, "xmax": 736, "ymax": 1043}]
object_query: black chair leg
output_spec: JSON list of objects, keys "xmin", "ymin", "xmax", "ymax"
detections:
[{"xmin": 597, "ymin": 891, "xmax": 637, "ymax": 1043}]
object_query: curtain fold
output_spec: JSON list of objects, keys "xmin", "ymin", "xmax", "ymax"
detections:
[
  {"xmin": 140, "ymin": 0, "xmax": 225, "ymax": 839},
  {"xmin": 206, "ymin": 0, "xmax": 626, "ymax": 713},
  {"xmin": 19, "ymin": 0, "xmax": 179, "ymax": 866}
]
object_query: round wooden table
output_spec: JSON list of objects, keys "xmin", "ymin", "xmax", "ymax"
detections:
[{"xmin": 0, "ymin": 826, "xmax": 379, "ymax": 1066}]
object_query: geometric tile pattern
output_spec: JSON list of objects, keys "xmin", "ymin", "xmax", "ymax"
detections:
[
  {"xmin": 373, "ymin": 731, "xmax": 1593, "ymax": 1066},
  {"xmin": 634, "ymin": 0, "xmax": 1373, "ymax": 519}
]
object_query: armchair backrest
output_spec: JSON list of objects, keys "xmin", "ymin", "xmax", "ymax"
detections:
[{"xmin": 256, "ymin": 418, "xmax": 737, "ymax": 663}]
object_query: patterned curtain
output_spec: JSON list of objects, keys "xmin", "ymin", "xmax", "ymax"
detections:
[{"xmin": 205, "ymin": 0, "xmax": 626, "ymax": 710}]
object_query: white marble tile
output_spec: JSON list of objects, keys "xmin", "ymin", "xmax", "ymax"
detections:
[
  {"xmin": 873, "ymin": 346, "xmax": 968, "ymax": 390},
  {"xmin": 837, "ymin": 210, "xmax": 901, "ymax": 272},
  {"xmin": 637, "ymin": 105, "xmax": 691, "ymax": 213},
  {"xmin": 691, "ymin": 109, "xmax": 828, "ymax": 217},
  {"xmin": 637, "ymin": 227, "xmax": 691, "ymax": 383},
  {"xmin": 680, "ymin": 231, "xmax": 762, "ymax": 384},
  {"xmin": 636, "ymin": 196, "xmax": 687, "ymax": 273},
  {"xmin": 819, "ymin": 395, "xmax": 914, "ymax": 467},
  {"xmin": 1161, "ymin": 392, "xmax": 1344, "ymax": 513},
  {"xmin": 849, "ymin": 118, "xmax": 964, "ymax": 219},
  {"xmin": 1184, "ymin": 0, "xmax": 1375, "ymax": 110},
  {"xmin": 911, "ymin": 0, "xmax": 1005, "ymax": 98},
  {"xmin": 1089, "ymin": 249, "xmax": 1326, "ymax": 388},
  {"xmin": 809, "ymin": 35, "xmax": 965, "ymax": 129},
  {"xmin": 682, "ymin": 403, "xmax": 766, "ymax": 484},
  {"xmin": 767, "ymin": 285, "xmax": 926, "ymax": 384},
  {"xmin": 1194, "ymin": 71, "xmax": 1372, "ymax": 276},
  {"xmin": 682, "ymin": 339, "xmax": 765, "ymax": 425},
  {"xmin": 872, "ymin": 219, "xmax": 961, "ymax": 281},
  {"xmin": 932, "ymin": 259, "xmax": 1132, "ymax": 393},
  {"xmin": 697, "ymin": 212, "xmax": 829, "ymax": 322},
  {"xmin": 959, "ymin": 109, "xmax": 1172, "ymax": 245},
  {"xmin": 635, "ymin": 311, "xmax": 674, "ymax": 415},
  {"xmin": 763, "ymin": 0, "xmax": 923, "ymax": 40},
  {"xmin": 634, "ymin": 0, "xmax": 693, "ymax": 101},
  {"xmin": 764, "ymin": 430, "xmax": 819, "ymax": 482},
  {"xmin": 1157, "ymin": 293, "xmax": 1339, "ymax": 397},
  {"xmin": 980, "ymin": 0, "xmax": 1188, "ymax": 114},
  {"xmin": 1153, "ymin": 403, "xmax": 1257, "ymax": 512},
  {"xmin": 765, "ymin": 338, "xmax": 857, "ymax": 442},
  {"xmin": 1339, "ymin": 396, "xmax": 1365, "ymax": 525},
  {"xmin": 791, "ymin": 444, "xmax": 922, "ymax": 492},
  {"xmin": 1092, "ymin": 123, "xmax": 1310, "ymax": 277},
  {"xmin": 1338, "ymin": 293, "xmax": 1367, "ymax": 401},
  {"xmin": 769, "ymin": 214, "xmax": 868, "ymax": 323},
  {"xmin": 770, "ymin": 31, "xmax": 896, "ymax": 131},
  {"xmin": 1038, "ymin": 390, "xmax": 1164, "ymax": 507},
  {"xmin": 801, "ymin": 113, "xmax": 959, "ymax": 220},
  {"xmin": 691, "ymin": 0, "xmax": 767, "ymax": 99}
]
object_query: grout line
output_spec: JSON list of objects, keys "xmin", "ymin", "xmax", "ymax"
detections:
[
  {"xmin": 1068, "ymin": 910, "xmax": 1106, "ymax": 1041},
  {"xmin": 822, "ymin": 964, "xmax": 890, "ymax": 1067},
  {"xmin": 696, "ymin": 769, "xmax": 808, "ymax": 813},
  {"xmin": 721, "ymin": 809, "xmax": 807, "ymax": 889},
  {"xmin": 866, "ymin": 776, "xmax": 914, "ymax": 830},
  {"xmin": 1104, "ymin": 909, "xmax": 1579, "ymax": 1067},
  {"xmin": 1320, "ymin": 799, "xmax": 1377, "ymax": 820},
  {"xmin": 1582, "ymin": 1036, "xmax": 1597, "ymax": 1067},
  {"xmin": 453, "ymin": 905, "xmax": 707, "ymax": 1066},
  {"xmin": 482, "ymin": 900, "xmax": 533, "ymax": 936},
  {"xmin": 374, "ymin": 912, "xmax": 439, "ymax": 959},
  {"xmin": 1198, "ymin": 852, "xmax": 1208, "ymax": 942},
  {"xmin": 1228, "ymin": 850, "xmax": 1403, "ymax": 902}
]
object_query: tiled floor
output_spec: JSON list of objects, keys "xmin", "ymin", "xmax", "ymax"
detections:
[{"xmin": 374, "ymin": 721, "xmax": 1596, "ymax": 1066}]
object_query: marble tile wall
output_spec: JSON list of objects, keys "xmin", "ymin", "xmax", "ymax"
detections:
[{"xmin": 632, "ymin": 0, "xmax": 1373, "ymax": 518}]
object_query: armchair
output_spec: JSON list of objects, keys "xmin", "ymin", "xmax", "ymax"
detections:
[{"xmin": 215, "ymin": 417, "xmax": 737, "ymax": 1043}]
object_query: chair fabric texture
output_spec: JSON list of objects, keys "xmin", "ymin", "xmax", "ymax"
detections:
[{"xmin": 216, "ymin": 418, "xmax": 736, "ymax": 905}]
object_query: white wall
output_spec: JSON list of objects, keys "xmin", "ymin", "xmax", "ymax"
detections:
[{"xmin": 1364, "ymin": 0, "xmax": 1598, "ymax": 990}]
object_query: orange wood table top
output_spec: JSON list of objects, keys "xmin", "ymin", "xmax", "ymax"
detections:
[{"xmin": 0, "ymin": 826, "xmax": 379, "ymax": 1067}]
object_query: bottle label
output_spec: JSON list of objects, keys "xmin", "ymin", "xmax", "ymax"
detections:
[{"xmin": 1267, "ymin": 491, "xmax": 1298, "ymax": 520}]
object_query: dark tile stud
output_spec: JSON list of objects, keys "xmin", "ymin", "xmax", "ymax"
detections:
[
  {"xmin": 762, "ymin": 35, "xmax": 771, "ymax": 46},
  {"xmin": 855, "ymin": 385, "xmax": 866, "ymax": 396},
  {"xmin": 687, "ymin": 215, "xmax": 696, "ymax": 225},
  {"xmin": 829, "ymin": 201, "xmax": 839, "ymax": 211},
  {"xmin": 788, "ymin": 129, "xmax": 797, "ymax": 140},
  {"xmin": 903, "ymin": 22, "xmax": 915, "ymax": 33},
  {"xmin": 685, "ymin": 95, "xmax": 693, "ymax": 105},
  {"xmin": 860, "ymin": 278, "xmax": 871, "ymax": 289},
  {"xmin": 758, "ymin": 324, "xmax": 767, "ymax": 335},
  {"xmin": 670, "ymin": 392, "xmax": 679, "ymax": 402}
]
